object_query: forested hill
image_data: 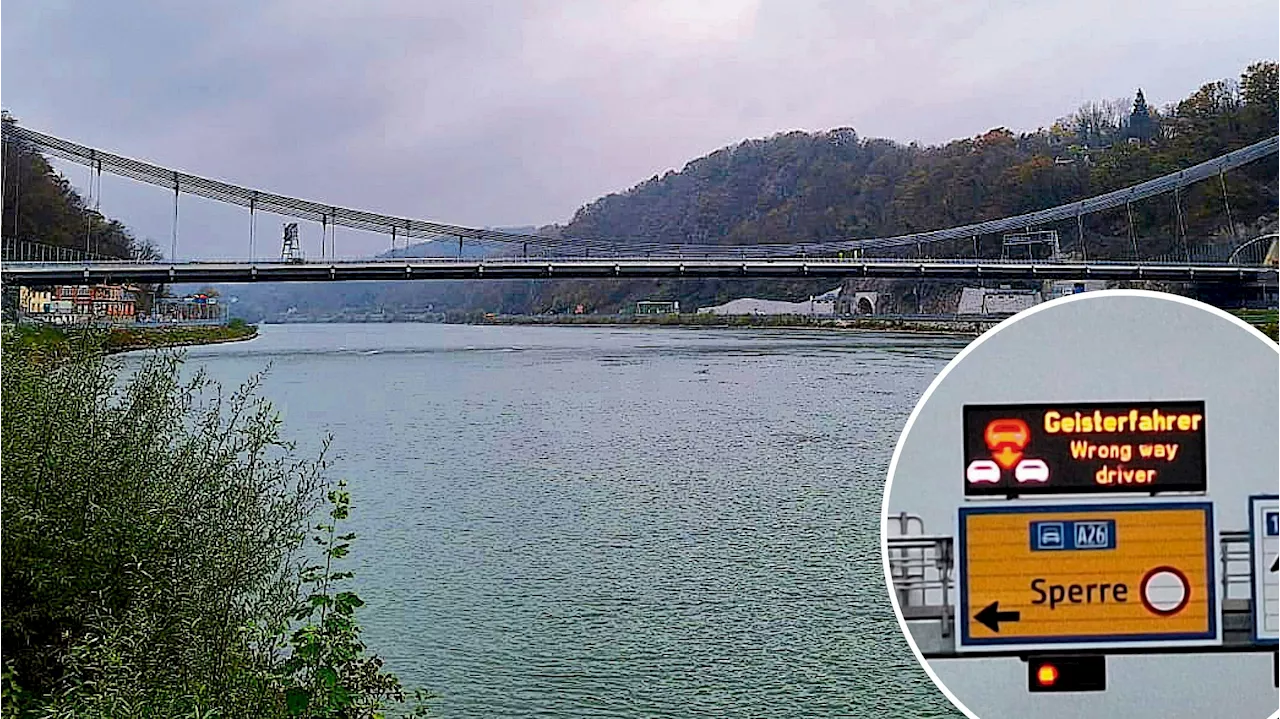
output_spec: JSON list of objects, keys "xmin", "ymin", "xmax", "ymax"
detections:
[
  {"xmin": 218, "ymin": 61, "xmax": 1279, "ymax": 321},
  {"xmin": 560, "ymin": 61, "xmax": 1276, "ymax": 254}
]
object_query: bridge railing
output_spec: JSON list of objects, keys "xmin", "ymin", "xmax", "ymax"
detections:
[
  {"xmin": 4, "ymin": 255, "xmax": 1271, "ymax": 267},
  {"xmin": 7, "ymin": 232, "xmax": 1275, "ymax": 268},
  {"xmin": 1219, "ymin": 530, "xmax": 1254, "ymax": 602},
  {"xmin": 2, "ymin": 238, "xmax": 121, "ymax": 263}
]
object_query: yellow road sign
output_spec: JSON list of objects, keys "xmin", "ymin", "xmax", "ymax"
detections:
[{"xmin": 958, "ymin": 502, "xmax": 1218, "ymax": 651}]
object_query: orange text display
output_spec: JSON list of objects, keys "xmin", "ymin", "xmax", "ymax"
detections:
[{"xmin": 963, "ymin": 401, "xmax": 1207, "ymax": 497}]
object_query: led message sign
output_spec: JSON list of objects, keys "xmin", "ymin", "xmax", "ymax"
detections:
[
  {"xmin": 963, "ymin": 401, "xmax": 1207, "ymax": 497},
  {"xmin": 958, "ymin": 502, "xmax": 1218, "ymax": 652}
]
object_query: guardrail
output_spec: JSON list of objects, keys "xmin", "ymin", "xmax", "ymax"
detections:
[
  {"xmin": 886, "ymin": 512, "xmax": 955, "ymax": 638},
  {"xmin": 5, "ymin": 256, "xmax": 1273, "ymax": 287},
  {"xmin": 3, "ymin": 255, "xmax": 1274, "ymax": 267},
  {"xmin": 2, "ymin": 238, "xmax": 121, "ymax": 263},
  {"xmin": 4, "ymin": 232, "xmax": 1274, "ymax": 269},
  {"xmin": 1220, "ymin": 530, "xmax": 1254, "ymax": 602}
]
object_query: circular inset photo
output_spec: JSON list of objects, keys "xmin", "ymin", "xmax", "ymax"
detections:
[{"xmin": 880, "ymin": 290, "xmax": 1279, "ymax": 719}]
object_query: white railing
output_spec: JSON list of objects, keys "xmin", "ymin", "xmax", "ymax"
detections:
[{"xmin": 4, "ymin": 255, "xmax": 1268, "ymax": 268}]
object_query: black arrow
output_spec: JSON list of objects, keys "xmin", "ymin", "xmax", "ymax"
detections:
[
  {"xmin": 975, "ymin": 601, "xmax": 1021, "ymax": 633},
  {"xmin": 1271, "ymin": 557, "xmax": 1277, "ymax": 572}
]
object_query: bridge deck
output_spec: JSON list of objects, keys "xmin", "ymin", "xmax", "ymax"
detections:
[{"xmin": 2, "ymin": 258, "xmax": 1274, "ymax": 286}]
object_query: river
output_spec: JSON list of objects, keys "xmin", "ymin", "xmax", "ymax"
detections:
[{"xmin": 174, "ymin": 322, "xmax": 969, "ymax": 718}]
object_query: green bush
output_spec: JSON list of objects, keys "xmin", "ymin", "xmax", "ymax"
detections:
[
  {"xmin": 1, "ymin": 329, "xmax": 430, "ymax": 718},
  {"xmin": 279, "ymin": 482, "xmax": 433, "ymax": 718}
]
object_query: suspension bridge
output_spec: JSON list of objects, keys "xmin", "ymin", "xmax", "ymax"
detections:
[{"xmin": 1, "ymin": 119, "xmax": 1276, "ymax": 288}]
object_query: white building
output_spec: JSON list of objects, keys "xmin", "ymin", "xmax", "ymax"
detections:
[
  {"xmin": 698, "ymin": 287, "xmax": 841, "ymax": 317},
  {"xmin": 957, "ymin": 287, "xmax": 1042, "ymax": 316}
]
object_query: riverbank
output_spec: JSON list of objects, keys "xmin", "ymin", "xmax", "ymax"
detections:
[
  {"xmin": 105, "ymin": 322, "xmax": 260, "ymax": 353},
  {"xmin": 8, "ymin": 320, "xmax": 259, "ymax": 355},
  {"xmin": 477, "ymin": 313, "xmax": 997, "ymax": 336},
  {"xmin": 477, "ymin": 309, "xmax": 1279, "ymax": 341}
]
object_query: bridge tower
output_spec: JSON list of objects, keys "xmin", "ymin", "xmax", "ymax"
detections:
[{"xmin": 281, "ymin": 222, "xmax": 302, "ymax": 262}]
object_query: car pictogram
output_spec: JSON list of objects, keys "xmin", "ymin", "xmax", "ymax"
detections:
[
  {"xmin": 966, "ymin": 459, "xmax": 1002, "ymax": 484},
  {"xmin": 985, "ymin": 419, "xmax": 1030, "ymax": 451},
  {"xmin": 984, "ymin": 418, "xmax": 1031, "ymax": 469},
  {"xmin": 1014, "ymin": 458, "xmax": 1051, "ymax": 483}
]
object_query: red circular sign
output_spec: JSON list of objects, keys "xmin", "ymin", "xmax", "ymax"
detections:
[{"xmin": 1139, "ymin": 565, "xmax": 1191, "ymax": 617}]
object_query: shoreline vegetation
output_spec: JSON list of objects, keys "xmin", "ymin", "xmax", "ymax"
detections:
[
  {"xmin": 8, "ymin": 319, "xmax": 260, "ymax": 355},
  {"xmin": 259, "ymin": 307, "xmax": 1277, "ymax": 340},
  {"xmin": 466, "ymin": 310, "xmax": 1277, "ymax": 341},
  {"xmin": 1, "ymin": 327, "xmax": 433, "ymax": 718},
  {"xmin": 471, "ymin": 312, "xmax": 997, "ymax": 336}
]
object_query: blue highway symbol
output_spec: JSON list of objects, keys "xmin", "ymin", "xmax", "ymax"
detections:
[
  {"xmin": 1036, "ymin": 522, "xmax": 1064, "ymax": 549},
  {"xmin": 1030, "ymin": 519, "xmax": 1117, "ymax": 551},
  {"xmin": 1075, "ymin": 520, "xmax": 1110, "ymax": 549}
]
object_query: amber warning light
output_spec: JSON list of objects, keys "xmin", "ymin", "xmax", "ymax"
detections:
[
  {"xmin": 1028, "ymin": 655, "xmax": 1106, "ymax": 693},
  {"xmin": 963, "ymin": 401, "xmax": 1207, "ymax": 497}
]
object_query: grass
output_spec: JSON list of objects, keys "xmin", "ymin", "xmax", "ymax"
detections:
[
  {"xmin": 104, "ymin": 323, "xmax": 258, "ymax": 352},
  {"xmin": 8, "ymin": 320, "xmax": 259, "ymax": 354},
  {"xmin": 1229, "ymin": 309, "xmax": 1278, "ymax": 341},
  {"xmin": 1232, "ymin": 308, "xmax": 1278, "ymax": 322}
]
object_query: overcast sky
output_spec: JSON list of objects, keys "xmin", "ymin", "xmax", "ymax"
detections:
[{"xmin": 2, "ymin": 0, "xmax": 1277, "ymax": 259}]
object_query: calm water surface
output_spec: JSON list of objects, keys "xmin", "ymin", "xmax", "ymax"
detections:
[{"xmin": 175, "ymin": 323, "xmax": 968, "ymax": 718}]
